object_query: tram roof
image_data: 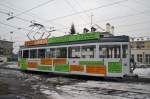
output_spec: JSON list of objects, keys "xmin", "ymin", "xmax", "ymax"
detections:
[{"xmin": 21, "ymin": 32, "xmax": 129, "ymax": 49}]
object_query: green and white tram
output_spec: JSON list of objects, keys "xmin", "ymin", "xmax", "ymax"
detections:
[{"xmin": 18, "ymin": 32, "xmax": 131, "ymax": 77}]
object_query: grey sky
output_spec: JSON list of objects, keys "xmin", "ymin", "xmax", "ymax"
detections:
[{"xmin": 0, "ymin": 0, "xmax": 150, "ymax": 53}]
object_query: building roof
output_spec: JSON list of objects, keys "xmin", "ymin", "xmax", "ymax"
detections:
[{"xmin": 0, "ymin": 40, "xmax": 13, "ymax": 43}]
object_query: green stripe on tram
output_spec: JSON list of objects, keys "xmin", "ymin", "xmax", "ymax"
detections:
[
  {"xmin": 48, "ymin": 32, "xmax": 101, "ymax": 43},
  {"xmin": 38, "ymin": 65, "xmax": 52, "ymax": 71},
  {"xmin": 19, "ymin": 58, "xmax": 28, "ymax": 70},
  {"xmin": 108, "ymin": 62, "xmax": 122, "ymax": 73},
  {"xmin": 79, "ymin": 61, "xmax": 103, "ymax": 65},
  {"xmin": 54, "ymin": 64, "xmax": 69, "ymax": 72}
]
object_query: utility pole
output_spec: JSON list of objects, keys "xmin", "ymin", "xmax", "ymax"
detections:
[
  {"xmin": 90, "ymin": 14, "xmax": 94, "ymax": 27},
  {"xmin": 10, "ymin": 31, "xmax": 13, "ymax": 42}
]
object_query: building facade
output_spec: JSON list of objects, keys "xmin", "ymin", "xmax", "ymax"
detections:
[
  {"xmin": 131, "ymin": 37, "xmax": 150, "ymax": 67},
  {"xmin": 0, "ymin": 40, "xmax": 13, "ymax": 62}
]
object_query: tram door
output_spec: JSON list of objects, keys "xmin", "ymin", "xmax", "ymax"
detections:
[{"xmin": 99, "ymin": 44, "xmax": 129, "ymax": 77}]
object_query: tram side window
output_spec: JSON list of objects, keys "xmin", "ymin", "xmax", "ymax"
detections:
[
  {"xmin": 38, "ymin": 49, "xmax": 45, "ymax": 58},
  {"xmin": 30, "ymin": 49, "xmax": 37, "ymax": 58},
  {"xmin": 46, "ymin": 48, "xmax": 56, "ymax": 58},
  {"xmin": 122, "ymin": 45, "xmax": 128, "ymax": 58},
  {"xmin": 99, "ymin": 45, "xmax": 121, "ymax": 58},
  {"xmin": 68, "ymin": 46, "xmax": 80, "ymax": 58},
  {"xmin": 56, "ymin": 47, "xmax": 67, "ymax": 58},
  {"xmin": 46, "ymin": 48, "xmax": 50, "ymax": 58},
  {"xmin": 23, "ymin": 50, "xmax": 29, "ymax": 58},
  {"xmin": 81, "ymin": 45, "xmax": 96, "ymax": 58}
]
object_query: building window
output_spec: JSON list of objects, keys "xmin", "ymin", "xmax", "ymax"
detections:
[
  {"xmin": 0, "ymin": 48, "xmax": 4, "ymax": 55},
  {"xmin": 145, "ymin": 54, "xmax": 150, "ymax": 64},
  {"xmin": 131, "ymin": 54, "xmax": 134, "ymax": 61},
  {"xmin": 137, "ymin": 54, "xmax": 142, "ymax": 63}
]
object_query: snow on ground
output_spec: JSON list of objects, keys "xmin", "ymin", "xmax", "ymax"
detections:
[
  {"xmin": 1, "ymin": 63, "xmax": 150, "ymax": 99},
  {"xmin": 134, "ymin": 68, "xmax": 150, "ymax": 78},
  {"xmin": 5, "ymin": 62, "xmax": 18, "ymax": 68},
  {"xmin": 40, "ymin": 81, "xmax": 150, "ymax": 99}
]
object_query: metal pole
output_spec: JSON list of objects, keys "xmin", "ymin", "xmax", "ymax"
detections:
[
  {"xmin": 10, "ymin": 31, "xmax": 13, "ymax": 41},
  {"xmin": 90, "ymin": 14, "xmax": 93, "ymax": 27}
]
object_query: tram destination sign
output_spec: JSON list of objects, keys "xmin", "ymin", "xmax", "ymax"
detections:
[
  {"xmin": 48, "ymin": 32, "xmax": 101, "ymax": 43},
  {"xmin": 25, "ymin": 39, "xmax": 48, "ymax": 46}
]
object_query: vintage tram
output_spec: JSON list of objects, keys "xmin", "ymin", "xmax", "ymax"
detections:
[{"xmin": 18, "ymin": 32, "xmax": 131, "ymax": 77}]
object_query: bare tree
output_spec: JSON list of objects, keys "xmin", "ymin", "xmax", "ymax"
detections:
[{"xmin": 70, "ymin": 23, "xmax": 76, "ymax": 34}]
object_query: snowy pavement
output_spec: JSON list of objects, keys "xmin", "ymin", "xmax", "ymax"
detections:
[
  {"xmin": 134, "ymin": 68, "xmax": 150, "ymax": 78},
  {"xmin": 0, "ymin": 64, "xmax": 150, "ymax": 99},
  {"xmin": 40, "ymin": 80, "xmax": 150, "ymax": 99},
  {"xmin": 5, "ymin": 62, "xmax": 18, "ymax": 68}
]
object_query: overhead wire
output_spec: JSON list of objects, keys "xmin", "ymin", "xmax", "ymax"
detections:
[
  {"xmin": 1, "ymin": 0, "xmax": 150, "ymax": 35},
  {"xmin": 108, "ymin": 0, "xmax": 150, "ymax": 17},
  {"xmin": 118, "ymin": 20, "xmax": 150, "ymax": 27},
  {"xmin": 0, "ymin": 2, "xmax": 67, "ymax": 32},
  {"xmin": 64, "ymin": 0, "xmax": 87, "ymax": 24},
  {"xmin": 0, "ymin": 3, "xmax": 56, "ymax": 25},
  {"xmin": 0, "ymin": 9, "xmax": 65, "ymax": 34},
  {"xmin": 8, "ymin": 0, "xmax": 55, "ymax": 18},
  {"xmin": 0, "ymin": 10, "xmax": 9, "ymax": 15},
  {"xmin": 93, "ymin": 0, "xmax": 150, "ymax": 31},
  {"xmin": 55, "ymin": 10, "xmax": 150, "ymax": 31},
  {"xmin": 0, "ymin": 3, "xmax": 46, "ymax": 21},
  {"xmin": 83, "ymin": 10, "xmax": 150, "ymax": 27},
  {"xmin": 134, "ymin": 0, "xmax": 150, "ymax": 8},
  {"xmin": 0, "ymin": 20, "xmax": 31, "ymax": 31},
  {"xmin": 44, "ymin": 0, "xmax": 150, "ymax": 32},
  {"xmin": 117, "ymin": 27, "xmax": 149, "ymax": 33},
  {"xmin": 45, "ymin": 0, "xmax": 128, "ymax": 22},
  {"xmin": 2, "ymin": 0, "xmax": 144, "ymax": 33},
  {"xmin": 2, "ymin": 0, "xmax": 66, "ymax": 32}
]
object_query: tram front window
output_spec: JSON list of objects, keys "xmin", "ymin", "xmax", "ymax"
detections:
[
  {"xmin": 99, "ymin": 45, "xmax": 121, "ymax": 58},
  {"xmin": 19, "ymin": 51, "xmax": 22, "ymax": 58},
  {"xmin": 23, "ymin": 50, "xmax": 29, "ymax": 58}
]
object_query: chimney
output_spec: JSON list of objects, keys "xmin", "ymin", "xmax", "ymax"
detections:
[
  {"xmin": 106, "ymin": 23, "xmax": 110, "ymax": 33},
  {"xmin": 83, "ymin": 28, "xmax": 89, "ymax": 33},
  {"xmin": 111, "ymin": 26, "xmax": 114, "ymax": 34},
  {"xmin": 91, "ymin": 27, "xmax": 96, "ymax": 32}
]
